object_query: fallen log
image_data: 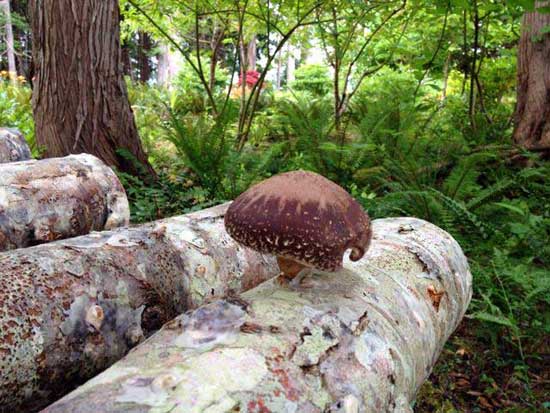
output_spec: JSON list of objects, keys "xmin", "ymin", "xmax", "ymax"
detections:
[
  {"xmin": 0, "ymin": 203, "xmax": 277, "ymax": 412},
  {"xmin": 0, "ymin": 127, "xmax": 32, "ymax": 163},
  {"xmin": 43, "ymin": 217, "xmax": 472, "ymax": 413},
  {"xmin": 0, "ymin": 153, "xmax": 129, "ymax": 251}
]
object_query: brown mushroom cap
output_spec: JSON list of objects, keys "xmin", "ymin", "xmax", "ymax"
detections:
[{"xmin": 224, "ymin": 170, "xmax": 372, "ymax": 272}]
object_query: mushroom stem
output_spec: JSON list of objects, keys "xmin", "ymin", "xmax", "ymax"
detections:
[{"xmin": 276, "ymin": 256, "xmax": 309, "ymax": 283}]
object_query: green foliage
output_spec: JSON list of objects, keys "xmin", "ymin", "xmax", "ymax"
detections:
[
  {"xmin": 290, "ymin": 64, "xmax": 331, "ymax": 96},
  {"xmin": 127, "ymin": 81, "xmax": 174, "ymax": 168},
  {"xmin": 117, "ymin": 170, "xmax": 216, "ymax": 223},
  {"xmin": 0, "ymin": 78, "xmax": 36, "ymax": 155}
]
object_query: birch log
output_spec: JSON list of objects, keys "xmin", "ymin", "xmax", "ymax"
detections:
[
  {"xmin": 0, "ymin": 153, "xmax": 129, "ymax": 251},
  {"xmin": 43, "ymin": 218, "xmax": 472, "ymax": 413},
  {"xmin": 0, "ymin": 127, "xmax": 32, "ymax": 163},
  {"xmin": 0, "ymin": 203, "xmax": 277, "ymax": 412}
]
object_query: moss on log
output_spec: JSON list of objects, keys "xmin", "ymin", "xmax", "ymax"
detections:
[
  {"xmin": 0, "ymin": 153, "xmax": 129, "ymax": 251},
  {"xmin": 0, "ymin": 127, "xmax": 31, "ymax": 163},
  {"xmin": 0, "ymin": 204, "xmax": 277, "ymax": 412},
  {"xmin": 42, "ymin": 217, "xmax": 472, "ymax": 413}
]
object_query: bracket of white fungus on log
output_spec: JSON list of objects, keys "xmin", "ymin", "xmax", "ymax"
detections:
[
  {"xmin": 41, "ymin": 216, "xmax": 472, "ymax": 413},
  {"xmin": 0, "ymin": 153, "xmax": 129, "ymax": 251}
]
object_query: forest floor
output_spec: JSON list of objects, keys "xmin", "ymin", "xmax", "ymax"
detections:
[{"xmin": 416, "ymin": 322, "xmax": 550, "ymax": 412}]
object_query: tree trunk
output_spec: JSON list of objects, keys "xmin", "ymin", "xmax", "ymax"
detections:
[
  {"xmin": 28, "ymin": 0, "xmax": 156, "ymax": 178},
  {"xmin": 157, "ymin": 44, "xmax": 170, "ymax": 86},
  {"xmin": 0, "ymin": 154, "xmax": 129, "ymax": 251},
  {"xmin": 0, "ymin": 203, "xmax": 277, "ymax": 413},
  {"xmin": 1, "ymin": 0, "xmax": 17, "ymax": 82},
  {"xmin": 11, "ymin": 0, "xmax": 33, "ymax": 81},
  {"xmin": 137, "ymin": 31, "xmax": 152, "ymax": 83},
  {"xmin": 513, "ymin": 2, "xmax": 550, "ymax": 152},
  {"xmin": 121, "ymin": 41, "xmax": 134, "ymax": 80},
  {"xmin": 276, "ymin": 48, "xmax": 282, "ymax": 90},
  {"xmin": 157, "ymin": 44, "xmax": 182, "ymax": 87},
  {"xmin": 442, "ymin": 53, "xmax": 450, "ymax": 100},
  {"xmin": 42, "ymin": 217, "xmax": 472, "ymax": 413},
  {"xmin": 287, "ymin": 44, "xmax": 296, "ymax": 84},
  {"xmin": 246, "ymin": 35, "xmax": 257, "ymax": 70},
  {"xmin": 208, "ymin": 25, "xmax": 224, "ymax": 91},
  {"xmin": 0, "ymin": 127, "xmax": 31, "ymax": 163}
]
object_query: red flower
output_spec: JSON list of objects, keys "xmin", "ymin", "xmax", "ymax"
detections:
[{"xmin": 238, "ymin": 70, "xmax": 261, "ymax": 88}]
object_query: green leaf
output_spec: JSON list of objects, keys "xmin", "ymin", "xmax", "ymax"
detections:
[
  {"xmin": 493, "ymin": 202, "xmax": 526, "ymax": 216},
  {"xmin": 472, "ymin": 312, "xmax": 515, "ymax": 328}
]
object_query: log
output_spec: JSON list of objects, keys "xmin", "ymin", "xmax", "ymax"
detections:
[
  {"xmin": 42, "ymin": 217, "xmax": 472, "ymax": 413},
  {"xmin": 0, "ymin": 153, "xmax": 129, "ymax": 251},
  {"xmin": 0, "ymin": 203, "xmax": 277, "ymax": 412},
  {"xmin": 0, "ymin": 127, "xmax": 32, "ymax": 163}
]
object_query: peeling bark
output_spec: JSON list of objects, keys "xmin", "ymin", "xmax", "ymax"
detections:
[
  {"xmin": 0, "ymin": 154, "xmax": 129, "ymax": 251},
  {"xmin": 42, "ymin": 218, "xmax": 472, "ymax": 413},
  {"xmin": 0, "ymin": 128, "xmax": 32, "ymax": 163},
  {"xmin": 0, "ymin": 203, "xmax": 277, "ymax": 412}
]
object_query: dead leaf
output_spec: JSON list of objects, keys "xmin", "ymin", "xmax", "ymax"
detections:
[
  {"xmin": 456, "ymin": 378, "xmax": 471, "ymax": 388},
  {"xmin": 456, "ymin": 347, "xmax": 468, "ymax": 357},
  {"xmin": 478, "ymin": 396, "xmax": 493, "ymax": 410}
]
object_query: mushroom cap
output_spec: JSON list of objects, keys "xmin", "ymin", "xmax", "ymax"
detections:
[{"xmin": 224, "ymin": 170, "xmax": 372, "ymax": 272}]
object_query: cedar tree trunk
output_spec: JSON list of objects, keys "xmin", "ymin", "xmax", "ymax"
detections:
[
  {"xmin": 513, "ymin": 2, "xmax": 550, "ymax": 152},
  {"xmin": 137, "ymin": 31, "xmax": 152, "ymax": 83},
  {"xmin": 28, "ymin": 0, "xmax": 156, "ymax": 178}
]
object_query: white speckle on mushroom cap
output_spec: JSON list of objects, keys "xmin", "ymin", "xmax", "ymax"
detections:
[{"xmin": 224, "ymin": 170, "xmax": 372, "ymax": 271}]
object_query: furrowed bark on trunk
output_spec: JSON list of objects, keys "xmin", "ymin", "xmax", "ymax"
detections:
[
  {"xmin": 137, "ymin": 31, "xmax": 152, "ymax": 83},
  {"xmin": 0, "ymin": 154, "xmax": 129, "ymax": 251},
  {"xmin": 513, "ymin": 1, "xmax": 550, "ymax": 152},
  {"xmin": 28, "ymin": 0, "xmax": 156, "ymax": 179},
  {"xmin": 0, "ymin": 203, "xmax": 277, "ymax": 413},
  {"xmin": 42, "ymin": 217, "xmax": 472, "ymax": 413},
  {"xmin": 0, "ymin": 127, "xmax": 31, "ymax": 163}
]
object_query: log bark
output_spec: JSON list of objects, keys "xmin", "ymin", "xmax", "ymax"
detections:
[
  {"xmin": 0, "ymin": 154, "xmax": 129, "ymax": 251},
  {"xmin": 42, "ymin": 217, "xmax": 472, "ymax": 413},
  {"xmin": 513, "ymin": 2, "xmax": 550, "ymax": 152},
  {"xmin": 0, "ymin": 203, "xmax": 277, "ymax": 413},
  {"xmin": 0, "ymin": 127, "xmax": 31, "ymax": 163},
  {"xmin": 28, "ymin": 0, "xmax": 156, "ymax": 178}
]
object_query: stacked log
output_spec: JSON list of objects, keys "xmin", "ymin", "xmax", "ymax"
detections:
[
  {"xmin": 0, "ymin": 154, "xmax": 129, "ymax": 251},
  {"xmin": 0, "ymin": 127, "xmax": 32, "ymax": 163},
  {"xmin": 41, "ymin": 217, "xmax": 472, "ymax": 413},
  {"xmin": 0, "ymin": 204, "xmax": 277, "ymax": 412}
]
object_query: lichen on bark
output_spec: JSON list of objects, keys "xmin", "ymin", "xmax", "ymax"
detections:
[
  {"xmin": 42, "ymin": 217, "xmax": 472, "ymax": 413},
  {"xmin": 0, "ymin": 203, "xmax": 277, "ymax": 412}
]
